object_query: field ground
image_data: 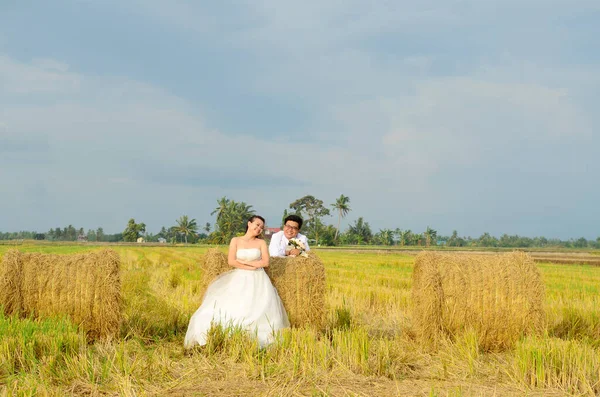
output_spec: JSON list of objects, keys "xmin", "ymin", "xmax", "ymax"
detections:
[{"xmin": 1, "ymin": 243, "xmax": 599, "ymax": 396}]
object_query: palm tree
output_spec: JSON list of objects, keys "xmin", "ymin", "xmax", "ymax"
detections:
[
  {"xmin": 211, "ymin": 200, "xmax": 256, "ymax": 243},
  {"xmin": 226, "ymin": 201, "xmax": 254, "ymax": 234},
  {"xmin": 400, "ymin": 229, "xmax": 413, "ymax": 246},
  {"xmin": 211, "ymin": 197, "xmax": 230, "ymax": 222},
  {"xmin": 394, "ymin": 228, "xmax": 402, "ymax": 245},
  {"xmin": 348, "ymin": 217, "xmax": 372, "ymax": 245},
  {"xmin": 174, "ymin": 215, "xmax": 198, "ymax": 244},
  {"xmin": 447, "ymin": 230, "xmax": 459, "ymax": 247},
  {"xmin": 233, "ymin": 201, "xmax": 254, "ymax": 222},
  {"xmin": 331, "ymin": 194, "xmax": 351, "ymax": 242},
  {"xmin": 424, "ymin": 226, "xmax": 437, "ymax": 247},
  {"xmin": 377, "ymin": 229, "xmax": 394, "ymax": 246}
]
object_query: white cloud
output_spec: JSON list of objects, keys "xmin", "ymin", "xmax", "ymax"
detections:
[
  {"xmin": 0, "ymin": 54, "xmax": 376, "ymax": 231},
  {"xmin": 0, "ymin": 55, "xmax": 81, "ymax": 94}
]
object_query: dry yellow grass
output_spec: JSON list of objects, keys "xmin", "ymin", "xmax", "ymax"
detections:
[
  {"xmin": 0, "ymin": 249, "xmax": 122, "ymax": 340},
  {"xmin": 412, "ymin": 251, "xmax": 545, "ymax": 351}
]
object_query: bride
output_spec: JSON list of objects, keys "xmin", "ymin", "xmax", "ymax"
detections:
[{"xmin": 184, "ymin": 215, "xmax": 289, "ymax": 348}]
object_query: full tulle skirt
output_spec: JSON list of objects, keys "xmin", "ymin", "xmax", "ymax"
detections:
[{"xmin": 184, "ymin": 268, "xmax": 289, "ymax": 348}]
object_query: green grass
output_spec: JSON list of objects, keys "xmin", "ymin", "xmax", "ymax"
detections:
[{"xmin": 0, "ymin": 311, "xmax": 85, "ymax": 387}]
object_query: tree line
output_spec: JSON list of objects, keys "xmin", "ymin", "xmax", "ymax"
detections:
[
  {"xmin": 0, "ymin": 227, "xmax": 122, "ymax": 242},
  {"xmin": 1, "ymin": 194, "xmax": 599, "ymax": 249}
]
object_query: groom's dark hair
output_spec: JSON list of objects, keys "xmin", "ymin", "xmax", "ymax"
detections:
[{"xmin": 284, "ymin": 214, "xmax": 303, "ymax": 229}]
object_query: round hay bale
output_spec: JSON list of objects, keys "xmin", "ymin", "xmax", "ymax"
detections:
[
  {"xmin": 411, "ymin": 252, "xmax": 443, "ymax": 345},
  {"xmin": 265, "ymin": 252, "xmax": 326, "ymax": 329},
  {"xmin": 0, "ymin": 250, "xmax": 24, "ymax": 315},
  {"xmin": 412, "ymin": 251, "xmax": 544, "ymax": 351},
  {"xmin": 2, "ymin": 249, "xmax": 122, "ymax": 341},
  {"xmin": 88, "ymin": 249, "xmax": 122, "ymax": 341},
  {"xmin": 197, "ymin": 248, "xmax": 232, "ymax": 297}
]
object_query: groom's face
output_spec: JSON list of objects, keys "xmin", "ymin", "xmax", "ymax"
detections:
[{"xmin": 283, "ymin": 221, "xmax": 300, "ymax": 239}]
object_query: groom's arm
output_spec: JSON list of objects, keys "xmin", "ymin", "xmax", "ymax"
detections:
[{"xmin": 268, "ymin": 232, "xmax": 285, "ymax": 257}]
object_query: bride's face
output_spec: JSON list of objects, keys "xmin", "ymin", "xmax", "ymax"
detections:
[{"xmin": 247, "ymin": 218, "xmax": 264, "ymax": 236}]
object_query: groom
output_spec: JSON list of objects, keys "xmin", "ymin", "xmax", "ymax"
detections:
[{"xmin": 268, "ymin": 215, "xmax": 310, "ymax": 257}]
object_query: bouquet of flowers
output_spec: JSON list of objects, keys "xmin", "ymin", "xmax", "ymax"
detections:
[{"xmin": 287, "ymin": 237, "xmax": 308, "ymax": 257}]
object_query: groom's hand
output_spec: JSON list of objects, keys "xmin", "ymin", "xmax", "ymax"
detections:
[{"xmin": 287, "ymin": 248, "xmax": 300, "ymax": 256}]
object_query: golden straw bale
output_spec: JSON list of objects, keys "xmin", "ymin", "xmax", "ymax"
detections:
[
  {"xmin": 412, "ymin": 251, "xmax": 544, "ymax": 351},
  {"xmin": 198, "ymin": 248, "xmax": 232, "ymax": 297},
  {"xmin": 265, "ymin": 252, "xmax": 326, "ymax": 329},
  {"xmin": 411, "ymin": 252, "xmax": 443, "ymax": 344},
  {"xmin": 56, "ymin": 255, "xmax": 71, "ymax": 317},
  {"xmin": 1, "ymin": 249, "xmax": 122, "ymax": 341},
  {"xmin": 20, "ymin": 253, "xmax": 43, "ymax": 317},
  {"xmin": 0, "ymin": 250, "xmax": 23, "ymax": 314},
  {"xmin": 88, "ymin": 249, "xmax": 121, "ymax": 341}
]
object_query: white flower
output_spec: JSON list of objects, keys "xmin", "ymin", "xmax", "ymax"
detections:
[{"xmin": 288, "ymin": 238, "xmax": 307, "ymax": 254}]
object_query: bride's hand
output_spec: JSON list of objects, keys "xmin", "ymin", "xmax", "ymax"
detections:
[{"xmin": 246, "ymin": 261, "xmax": 264, "ymax": 269}]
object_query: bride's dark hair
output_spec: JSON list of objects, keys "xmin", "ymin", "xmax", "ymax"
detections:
[{"xmin": 245, "ymin": 215, "xmax": 266, "ymax": 233}]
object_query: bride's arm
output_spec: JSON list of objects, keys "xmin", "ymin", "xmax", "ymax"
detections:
[
  {"xmin": 227, "ymin": 237, "xmax": 258, "ymax": 270},
  {"xmin": 248, "ymin": 240, "xmax": 270, "ymax": 269}
]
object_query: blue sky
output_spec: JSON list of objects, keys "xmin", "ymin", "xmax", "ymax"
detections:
[{"xmin": 1, "ymin": 1, "xmax": 599, "ymax": 239}]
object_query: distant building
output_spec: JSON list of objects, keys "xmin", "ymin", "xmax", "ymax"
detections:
[
  {"xmin": 158, "ymin": 237, "xmax": 167, "ymax": 243},
  {"xmin": 137, "ymin": 237, "xmax": 145, "ymax": 243},
  {"xmin": 77, "ymin": 233, "xmax": 88, "ymax": 242},
  {"xmin": 264, "ymin": 227, "xmax": 281, "ymax": 238}
]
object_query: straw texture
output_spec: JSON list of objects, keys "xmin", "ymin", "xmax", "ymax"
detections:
[
  {"xmin": 0, "ymin": 249, "xmax": 122, "ymax": 341},
  {"xmin": 412, "ymin": 251, "xmax": 544, "ymax": 351}
]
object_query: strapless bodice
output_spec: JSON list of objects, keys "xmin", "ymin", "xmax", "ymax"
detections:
[{"xmin": 236, "ymin": 248, "xmax": 261, "ymax": 261}]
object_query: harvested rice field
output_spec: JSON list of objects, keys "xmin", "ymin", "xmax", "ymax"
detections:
[{"xmin": 1, "ymin": 243, "xmax": 599, "ymax": 396}]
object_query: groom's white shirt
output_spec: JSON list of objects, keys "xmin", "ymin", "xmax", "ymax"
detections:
[{"xmin": 268, "ymin": 231, "xmax": 310, "ymax": 257}]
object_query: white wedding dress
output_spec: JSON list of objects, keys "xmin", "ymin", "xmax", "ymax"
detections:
[{"xmin": 184, "ymin": 248, "xmax": 289, "ymax": 348}]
